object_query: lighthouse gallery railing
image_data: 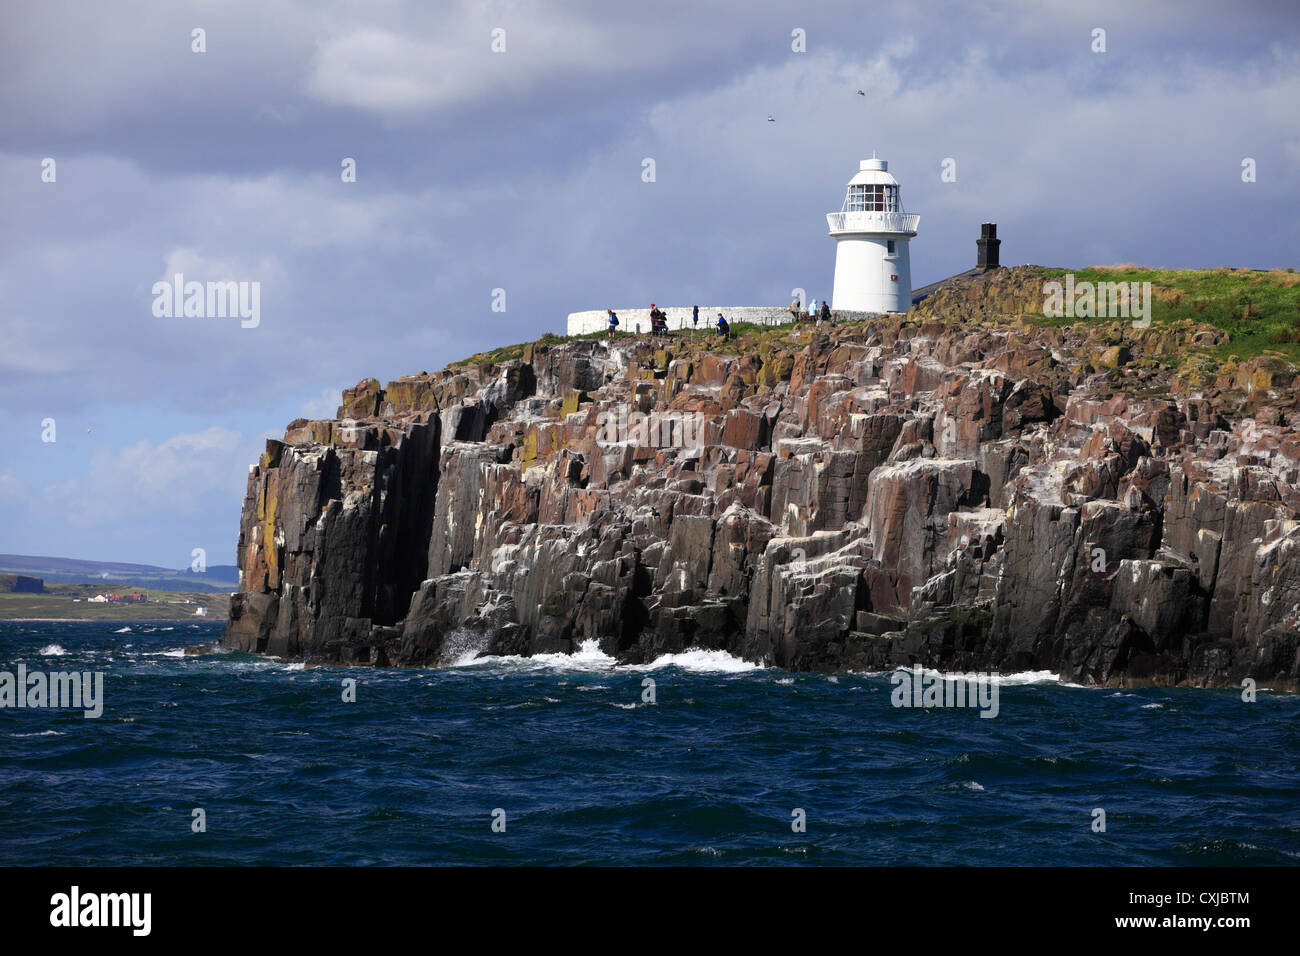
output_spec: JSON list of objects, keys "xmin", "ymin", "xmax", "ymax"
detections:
[{"xmin": 826, "ymin": 211, "xmax": 920, "ymax": 234}]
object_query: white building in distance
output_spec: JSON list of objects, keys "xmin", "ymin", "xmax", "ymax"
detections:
[{"xmin": 827, "ymin": 156, "xmax": 919, "ymax": 314}]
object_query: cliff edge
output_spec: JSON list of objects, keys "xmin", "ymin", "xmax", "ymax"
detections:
[{"xmin": 222, "ymin": 265, "xmax": 1300, "ymax": 689}]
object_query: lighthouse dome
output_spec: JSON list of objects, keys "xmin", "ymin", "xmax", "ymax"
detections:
[{"xmin": 846, "ymin": 157, "xmax": 899, "ymax": 187}]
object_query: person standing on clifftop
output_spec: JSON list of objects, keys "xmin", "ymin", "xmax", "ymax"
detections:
[
  {"xmin": 608, "ymin": 309, "xmax": 619, "ymax": 334},
  {"xmin": 716, "ymin": 313, "xmax": 729, "ymax": 338},
  {"xmin": 692, "ymin": 305, "xmax": 699, "ymax": 330},
  {"xmin": 819, "ymin": 300, "xmax": 831, "ymax": 323}
]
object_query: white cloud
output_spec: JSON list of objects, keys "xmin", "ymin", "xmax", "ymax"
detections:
[
  {"xmin": 0, "ymin": 470, "xmax": 26, "ymax": 504},
  {"xmin": 158, "ymin": 246, "xmax": 286, "ymax": 289},
  {"xmin": 37, "ymin": 427, "xmax": 260, "ymax": 529},
  {"xmin": 304, "ymin": 9, "xmax": 618, "ymax": 117},
  {"xmin": 299, "ymin": 386, "xmax": 345, "ymax": 420}
]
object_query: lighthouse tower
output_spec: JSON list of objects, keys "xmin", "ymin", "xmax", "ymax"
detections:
[{"xmin": 827, "ymin": 156, "xmax": 920, "ymax": 314}]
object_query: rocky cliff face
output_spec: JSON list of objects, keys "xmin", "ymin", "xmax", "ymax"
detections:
[{"xmin": 222, "ymin": 266, "xmax": 1300, "ymax": 689}]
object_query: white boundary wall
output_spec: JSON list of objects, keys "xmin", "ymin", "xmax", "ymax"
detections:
[{"xmin": 566, "ymin": 306, "xmax": 878, "ymax": 335}]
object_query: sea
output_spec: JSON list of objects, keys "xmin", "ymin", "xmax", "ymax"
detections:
[{"xmin": 1, "ymin": 620, "xmax": 1297, "ymax": 866}]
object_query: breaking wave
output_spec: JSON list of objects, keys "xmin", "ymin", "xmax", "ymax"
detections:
[
  {"xmin": 446, "ymin": 640, "xmax": 761, "ymax": 674},
  {"xmin": 626, "ymin": 648, "xmax": 764, "ymax": 673}
]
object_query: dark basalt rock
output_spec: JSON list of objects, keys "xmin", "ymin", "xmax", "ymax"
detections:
[{"xmin": 222, "ymin": 271, "xmax": 1300, "ymax": 690}]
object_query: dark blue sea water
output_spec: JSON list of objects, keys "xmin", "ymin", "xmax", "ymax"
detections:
[{"xmin": 1, "ymin": 620, "xmax": 1297, "ymax": 865}]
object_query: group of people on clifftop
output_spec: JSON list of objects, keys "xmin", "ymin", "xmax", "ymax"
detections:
[
  {"xmin": 604, "ymin": 298, "xmax": 835, "ymax": 340},
  {"xmin": 789, "ymin": 295, "xmax": 833, "ymax": 323},
  {"xmin": 607, "ymin": 305, "xmax": 731, "ymax": 338}
]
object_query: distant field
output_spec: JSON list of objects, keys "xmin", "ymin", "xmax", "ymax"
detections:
[{"xmin": 0, "ymin": 583, "xmax": 229, "ymax": 621}]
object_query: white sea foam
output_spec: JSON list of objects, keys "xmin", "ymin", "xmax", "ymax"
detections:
[
  {"xmin": 9, "ymin": 730, "xmax": 65, "ymax": 737},
  {"xmin": 894, "ymin": 666, "xmax": 1063, "ymax": 686},
  {"xmin": 444, "ymin": 640, "xmax": 761, "ymax": 674},
  {"xmin": 113, "ymin": 626, "xmax": 131, "ymax": 633},
  {"xmin": 454, "ymin": 639, "xmax": 619, "ymax": 672},
  {"xmin": 989, "ymin": 670, "xmax": 1060, "ymax": 685},
  {"xmin": 625, "ymin": 648, "xmax": 763, "ymax": 673},
  {"xmin": 439, "ymin": 628, "xmax": 494, "ymax": 667},
  {"xmin": 530, "ymin": 640, "xmax": 619, "ymax": 669},
  {"xmin": 38, "ymin": 644, "xmax": 65, "ymax": 656}
]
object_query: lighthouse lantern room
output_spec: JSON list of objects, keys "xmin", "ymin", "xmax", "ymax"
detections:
[{"xmin": 827, "ymin": 156, "xmax": 919, "ymax": 314}]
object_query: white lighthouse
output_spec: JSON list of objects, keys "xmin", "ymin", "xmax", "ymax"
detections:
[{"xmin": 827, "ymin": 156, "xmax": 919, "ymax": 314}]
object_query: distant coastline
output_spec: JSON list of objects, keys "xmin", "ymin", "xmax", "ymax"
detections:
[{"xmin": 0, "ymin": 584, "xmax": 230, "ymax": 623}]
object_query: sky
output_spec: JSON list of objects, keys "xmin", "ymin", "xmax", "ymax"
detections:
[{"xmin": 1, "ymin": 0, "xmax": 1298, "ymax": 568}]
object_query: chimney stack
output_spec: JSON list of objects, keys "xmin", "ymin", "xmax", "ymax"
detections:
[{"xmin": 977, "ymin": 222, "xmax": 1000, "ymax": 270}]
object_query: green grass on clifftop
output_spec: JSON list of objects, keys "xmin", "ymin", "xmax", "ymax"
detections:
[
  {"xmin": 447, "ymin": 267, "xmax": 1300, "ymax": 372},
  {"xmin": 1035, "ymin": 266, "xmax": 1300, "ymax": 363},
  {"xmin": 450, "ymin": 319, "xmax": 876, "ymax": 368}
]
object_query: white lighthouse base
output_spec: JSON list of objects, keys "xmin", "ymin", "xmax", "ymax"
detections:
[{"xmin": 831, "ymin": 237, "xmax": 912, "ymax": 314}]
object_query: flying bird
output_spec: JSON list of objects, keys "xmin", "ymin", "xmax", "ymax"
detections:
[
  {"xmin": 767, "ymin": 115, "xmax": 775, "ymax": 122},
  {"xmin": 857, "ymin": 89, "xmax": 866, "ymax": 96}
]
